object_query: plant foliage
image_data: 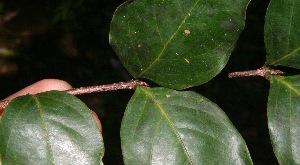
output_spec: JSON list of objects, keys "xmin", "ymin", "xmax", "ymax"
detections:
[
  {"xmin": 110, "ymin": 0, "xmax": 250, "ymax": 89},
  {"xmin": 121, "ymin": 87, "xmax": 252, "ymax": 164},
  {"xmin": 265, "ymin": 1, "xmax": 300, "ymax": 163},
  {"xmin": 0, "ymin": 91, "xmax": 104, "ymax": 164},
  {"xmin": 1, "ymin": 0, "xmax": 300, "ymax": 164}
]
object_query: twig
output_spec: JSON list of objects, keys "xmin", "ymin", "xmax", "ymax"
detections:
[
  {"xmin": 228, "ymin": 66, "xmax": 285, "ymax": 78},
  {"xmin": 65, "ymin": 80, "xmax": 148, "ymax": 95},
  {"xmin": 0, "ymin": 80, "xmax": 148, "ymax": 112}
]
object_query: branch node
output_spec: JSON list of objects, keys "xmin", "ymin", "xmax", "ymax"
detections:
[{"xmin": 228, "ymin": 66, "xmax": 285, "ymax": 78}]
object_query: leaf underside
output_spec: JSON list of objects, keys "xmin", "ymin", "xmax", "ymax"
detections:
[
  {"xmin": 268, "ymin": 75, "xmax": 300, "ymax": 164},
  {"xmin": 110, "ymin": 0, "xmax": 250, "ymax": 89},
  {"xmin": 0, "ymin": 91, "xmax": 104, "ymax": 165},
  {"xmin": 121, "ymin": 87, "xmax": 253, "ymax": 165}
]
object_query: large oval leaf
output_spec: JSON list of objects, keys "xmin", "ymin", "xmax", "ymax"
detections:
[
  {"xmin": 110, "ymin": 0, "xmax": 249, "ymax": 89},
  {"xmin": 121, "ymin": 87, "xmax": 253, "ymax": 164},
  {"xmin": 0, "ymin": 91, "xmax": 104, "ymax": 164},
  {"xmin": 268, "ymin": 75, "xmax": 300, "ymax": 164},
  {"xmin": 265, "ymin": 0, "xmax": 300, "ymax": 68}
]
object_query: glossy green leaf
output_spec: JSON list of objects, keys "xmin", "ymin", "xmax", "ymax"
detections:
[
  {"xmin": 121, "ymin": 87, "xmax": 253, "ymax": 164},
  {"xmin": 110, "ymin": 0, "xmax": 249, "ymax": 89},
  {"xmin": 265, "ymin": 0, "xmax": 300, "ymax": 68},
  {"xmin": 0, "ymin": 91, "xmax": 104, "ymax": 165},
  {"xmin": 268, "ymin": 75, "xmax": 300, "ymax": 164}
]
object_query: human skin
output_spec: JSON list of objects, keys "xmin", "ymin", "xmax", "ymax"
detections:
[{"xmin": 1, "ymin": 79, "xmax": 102, "ymax": 132}]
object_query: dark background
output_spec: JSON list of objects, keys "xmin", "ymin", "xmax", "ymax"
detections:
[{"xmin": 0, "ymin": 0, "xmax": 277, "ymax": 164}]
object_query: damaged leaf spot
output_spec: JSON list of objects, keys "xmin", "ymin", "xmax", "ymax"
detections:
[{"xmin": 184, "ymin": 29, "xmax": 190, "ymax": 35}]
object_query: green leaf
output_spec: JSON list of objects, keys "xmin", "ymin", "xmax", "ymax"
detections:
[
  {"xmin": 265, "ymin": 0, "xmax": 300, "ymax": 69},
  {"xmin": 121, "ymin": 87, "xmax": 253, "ymax": 164},
  {"xmin": 268, "ymin": 75, "xmax": 300, "ymax": 164},
  {"xmin": 0, "ymin": 91, "xmax": 104, "ymax": 165},
  {"xmin": 110, "ymin": 0, "xmax": 249, "ymax": 89}
]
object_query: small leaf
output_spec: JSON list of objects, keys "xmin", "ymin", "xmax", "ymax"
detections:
[
  {"xmin": 268, "ymin": 75, "xmax": 300, "ymax": 164},
  {"xmin": 265, "ymin": 1, "xmax": 300, "ymax": 68},
  {"xmin": 0, "ymin": 91, "xmax": 104, "ymax": 165},
  {"xmin": 110, "ymin": 0, "xmax": 250, "ymax": 89},
  {"xmin": 121, "ymin": 87, "xmax": 253, "ymax": 164}
]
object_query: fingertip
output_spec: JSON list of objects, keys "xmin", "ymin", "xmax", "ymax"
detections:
[
  {"xmin": 34, "ymin": 79, "xmax": 73, "ymax": 91},
  {"xmin": 6, "ymin": 79, "xmax": 72, "ymax": 100}
]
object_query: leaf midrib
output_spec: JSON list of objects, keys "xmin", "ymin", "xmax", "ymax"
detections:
[
  {"xmin": 273, "ymin": 76, "xmax": 300, "ymax": 161},
  {"xmin": 140, "ymin": 87, "xmax": 194, "ymax": 164},
  {"xmin": 269, "ymin": 1, "xmax": 299, "ymax": 65},
  {"xmin": 274, "ymin": 76, "xmax": 300, "ymax": 96},
  {"xmin": 137, "ymin": 0, "xmax": 200, "ymax": 77},
  {"xmin": 33, "ymin": 96, "xmax": 55, "ymax": 164},
  {"xmin": 270, "ymin": 45, "xmax": 300, "ymax": 66}
]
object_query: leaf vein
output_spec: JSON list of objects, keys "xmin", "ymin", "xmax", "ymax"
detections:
[
  {"xmin": 4, "ymin": 98, "xmax": 33, "ymax": 160},
  {"xmin": 141, "ymin": 88, "xmax": 194, "ymax": 165},
  {"xmin": 163, "ymin": 103, "xmax": 234, "ymax": 130},
  {"xmin": 274, "ymin": 77, "xmax": 300, "ymax": 96},
  {"xmin": 131, "ymin": 91, "xmax": 148, "ymax": 139},
  {"xmin": 138, "ymin": 0, "xmax": 200, "ymax": 77},
  {"xmin": 33, "ymin": 96, "xmax": 55, "ymax": 164},
  {"xmin": 179, "ymin": 127, "xmax": 232, "ymax": 150}
]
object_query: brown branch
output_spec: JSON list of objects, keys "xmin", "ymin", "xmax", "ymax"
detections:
[
  {"xmin": 65, "ymin": 80, "xmax": 148, "ymax": 95},
  {"xmin": 0, "ymin": 80, "xmax": 148, "ymax": 112},
  {"xmin": 228, "ymin": 66, "xmax": 285, "ymax": 78}
]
